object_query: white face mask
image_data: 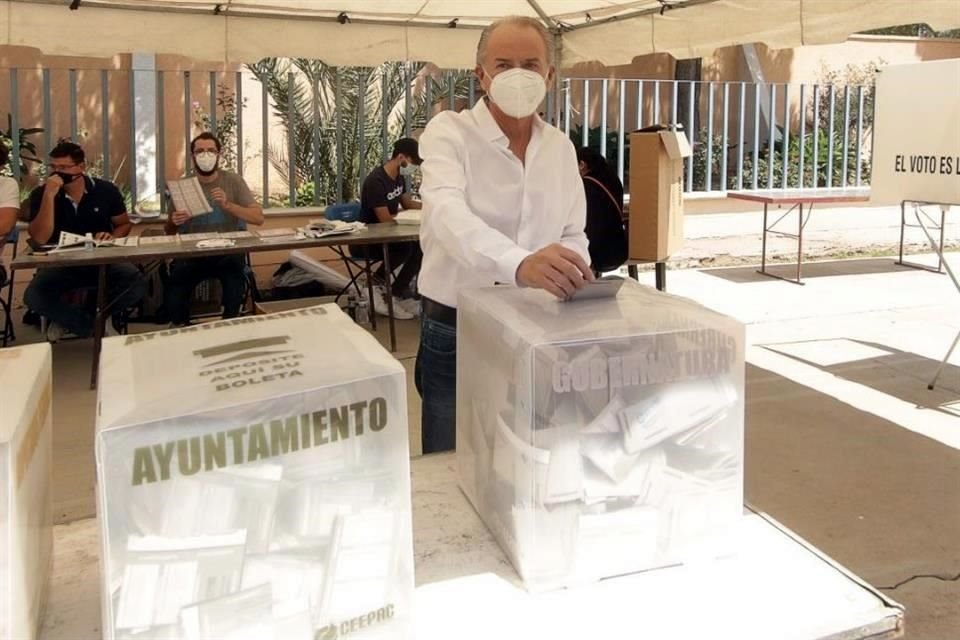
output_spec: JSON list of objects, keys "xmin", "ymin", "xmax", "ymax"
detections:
[
  {"xmin": 195, "ymin": 151, "xmax": 218, "ymax": 173},
  {"xmin": 399, "ymin": 162, "xmax": 418, "ymax": 177},
  {"xmin": 485, "ymin": 67, "xmax": 547, "ymax": 119}
]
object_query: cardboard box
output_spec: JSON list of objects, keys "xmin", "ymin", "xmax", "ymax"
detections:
[
  {"xmin": 0, "ymin": 343, "xmax": 53, "ymax": 640},
  {"xmin": 457, "ymin": 280, "xmax": 744, "ymax": 591},
  {"xmin": 96, "ymin": 306, "xmax": 414, "ymax": 639},
  {"xmin": 628, "ymin": 129, "xmax": 691, "ymax": 262}
]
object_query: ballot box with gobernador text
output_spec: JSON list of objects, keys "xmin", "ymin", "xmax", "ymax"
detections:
[
  {"xmin": 95, "ymin": 306, "xmax": 413, "ymax": 640},
  {"xmin": 457, "ymin": 280, "xmax": 744, "ymax": 591},
  {"xmin": 0, "ymin": 343, "xmax": 53, "ymax": 640}
]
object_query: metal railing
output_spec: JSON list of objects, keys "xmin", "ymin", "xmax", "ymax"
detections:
[
  {"xmin": 1, "ymin": 65, "xmax": 874, "ymax": 209},
  {"xmin": 560, "ymin": 77, "xmax": 874, "ymax": 195}
]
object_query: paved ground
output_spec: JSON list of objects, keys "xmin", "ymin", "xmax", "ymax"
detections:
[{"xmin": 6, "ymin": 204, "xmax": 957, "ymax": 639}]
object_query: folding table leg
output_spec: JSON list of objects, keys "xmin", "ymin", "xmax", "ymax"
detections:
[
  {"xmin": 915, "ymin": 203, "xmax": 959, "ymax": 390},
  {"xmin": 365, "ymin": 255, "xmax": 377, "ymax": 331},
  {"xmin": 90, "ymin": 264, "xmax": 107, "ymax": 390},
  {"xmin": 381, "ymin": 243, "xmax": 397, "ymax": 352},
  {"xmin": 760, "ymin": 203, "xmax": 768, "ymax": 275},
  {"xmin": 797, "ymin": 202, "xmax": 805, "ymax": 283},
  {"xmin": 929, "ymin": 330, "xmax": 960, "ymax": 391}
]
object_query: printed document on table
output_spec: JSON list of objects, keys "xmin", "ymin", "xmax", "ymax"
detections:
[
  {"xmin": 139, "ymin": 235, "xmax": 180, "ymax": 246},
  {"xmin": 256, "ymin": 228, "xmax": 298, "ymax": 238},
  {"xmin": 167, "ymin": 177, "xmax": 213, "ymax": 217}
]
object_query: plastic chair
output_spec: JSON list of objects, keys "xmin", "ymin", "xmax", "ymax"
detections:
[{"xmin": 325, "ymin": 201, "xmax": 362, "ymax": 223}]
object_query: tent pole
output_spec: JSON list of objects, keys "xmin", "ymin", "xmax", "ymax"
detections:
[
  {"xmin": 553, "ymin": 31, "xmax": 563, "ymax": 127},
  {"xmin": 527, "ymin": 0, "xmax": 563, "ymax": 126}
]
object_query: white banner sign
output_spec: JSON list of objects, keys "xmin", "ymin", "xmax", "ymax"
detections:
[{"xmin": 871, "ymin": 59, "xmax": 960, "ymax": 205}]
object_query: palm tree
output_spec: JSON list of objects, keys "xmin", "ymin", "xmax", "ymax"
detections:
[{"xmin": 247, "ymin": 59, "xmax": 475, "ymax": 205}]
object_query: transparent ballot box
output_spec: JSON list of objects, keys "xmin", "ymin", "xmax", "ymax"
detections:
[
  {"xmin": 96, "ymin": 306, "xmax": 414, "ymax": 639},
  {"xmin": 457, "ymin": 281, "xmax": 745, "ymax": 591},
  {"xmin": 0, "ymin": 343, "xmax": 53, "ymax": 640}
]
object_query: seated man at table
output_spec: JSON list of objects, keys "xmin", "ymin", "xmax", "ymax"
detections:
[
  {"xmin": 24, "ymin": 141, "xmax": 145, "ymax": 341},
  {"xmin": 351, "ymin": 137, "xmax": 423, "ymax": 319},
  {"xmin": 164, "ymin": 132, "xmax": 264, "ymax": 325}
]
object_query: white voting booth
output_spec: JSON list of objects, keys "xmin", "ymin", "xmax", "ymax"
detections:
[
  {"xmin": 872, "ymin": 59, "xmax": 960, "ymax": 389},
  {"xmin": 95, "ymin": 307, "xmax": 414, "ymax": 640},
  {"xmin": 457, "ymin": 280, "xmax": 744, "ymax": 590},
  {"xmin": 0, "ymin": 343, "xmax": 53, "ymax": 640}
]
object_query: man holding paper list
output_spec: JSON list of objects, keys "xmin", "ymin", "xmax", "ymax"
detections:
[
  {"xmin": 23, "ymin": 141, "xmax": 145, "ymax": 341},
  {"xmin": 164, "ymin": 132, "xmax": 264, "ymax": 324}
]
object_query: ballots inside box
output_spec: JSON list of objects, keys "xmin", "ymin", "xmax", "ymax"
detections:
[
  {"xmin": 96, "ymin": 306, "xmax": 415, "ymax": 639},
  {"xmin": 457, "ymin": 281, "xmax": 744, "ymax": 591}
]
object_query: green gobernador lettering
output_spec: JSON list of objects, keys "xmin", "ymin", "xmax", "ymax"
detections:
[{"xmin": 131, "ymin": 397, "xmax": 389, "ymax": 486}]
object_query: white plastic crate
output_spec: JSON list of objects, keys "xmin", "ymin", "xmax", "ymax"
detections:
[
  {"xmin": 0, "ymin": 343, "xmax": 53, "ymax": 640},
  {"xmin": 96, "ymin": 306, "xmax": 414, "ymax": 639},
  {"xmin": 457, "ymin": 280, "xmax": 745, "ymax": 591}
]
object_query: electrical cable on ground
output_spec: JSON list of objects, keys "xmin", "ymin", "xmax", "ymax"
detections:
[{"xmin": 877, "ymin": 572, "xmax": 960, "ymax": 591}]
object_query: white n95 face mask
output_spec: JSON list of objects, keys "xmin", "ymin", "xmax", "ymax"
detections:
[
  {"xmin": 195, "ymin": 152, "xmax": 218, "ymax": 172},
  {"xmin": 487, "ymin": 68, "xmax": 547, "ymax": 119}
]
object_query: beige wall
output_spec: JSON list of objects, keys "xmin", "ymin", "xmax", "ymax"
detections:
[{"xmin": 0, "ymin": 46, "xmax": 244, "ymax": 198}]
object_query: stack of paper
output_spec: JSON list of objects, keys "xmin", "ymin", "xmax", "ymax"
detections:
[
  {"xmin": 139, "ymin": 235, "xmax": 180, "ymax": 246},
  {"xmin": 302, "ymin": 220, "xmax": 364, "ymax": 239}
]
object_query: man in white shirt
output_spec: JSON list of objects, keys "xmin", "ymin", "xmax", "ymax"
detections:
[
  {"xmin": 415, "ymin": 16, "xmax": 593, "ymax": 453},
  {"xmin": 0, "ymin": 144, "xmax": 20, "ymax": 291}
]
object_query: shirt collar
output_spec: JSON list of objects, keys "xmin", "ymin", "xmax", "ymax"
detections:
[
  {"xmin": 473, "ymin": 98, "xmax": 546, "ymax": 144},
  {"xmin": 63, "ymin": 175, "xmax": 93, "ymax": 202}
]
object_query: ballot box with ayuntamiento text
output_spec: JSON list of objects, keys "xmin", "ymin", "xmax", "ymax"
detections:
[
  {"xmin": 95, "ymin": 306, "xmax": 414, "ymax": 640},
  {"xmin": 457, "ymin": 280, "xmax": 744, "ymax": 591},
  {"xmin": 0, "ymin": 343, "xmax": 53, "ymax": 640}
]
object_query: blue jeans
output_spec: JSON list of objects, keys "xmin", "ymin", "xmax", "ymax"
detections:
[
  {"xmin": 415, "ymin": 316, "xmax": 457, "ymax": 453},
  {"xmin": 24, "ymin": 264, "xmax": 146, "ymax": 338}
]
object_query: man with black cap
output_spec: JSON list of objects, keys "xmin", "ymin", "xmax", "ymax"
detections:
[{"xmin": 352, "ymin": 137, "xmax": 423, "ymax": 319}]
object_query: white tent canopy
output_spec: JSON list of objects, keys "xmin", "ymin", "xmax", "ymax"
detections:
[{"xmin": 2, "ymin": 0, "xmax": 959, "ymax": 67}]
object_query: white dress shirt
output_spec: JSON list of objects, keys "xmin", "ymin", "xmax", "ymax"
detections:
[
  {"xmin": 0, "ymin": 176, "xmax": 18, "ymax": 269},
  {"xmin": 418, "ymin": 98, "xmax": 589, "ymax": 308}
]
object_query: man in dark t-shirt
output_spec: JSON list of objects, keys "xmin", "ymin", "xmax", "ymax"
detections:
[{"xmin": 352, "ymin": 137, "xmax": 423, "ymax": 318}]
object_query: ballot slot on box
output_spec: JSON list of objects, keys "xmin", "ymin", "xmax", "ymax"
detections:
[
  {"xmin": 95, "ymin": 306, "xmax": 414, "ymax": 639},
  {"xmin": 0, "ymin": 344, "xmax": 53, "ymax": 640},
  {"xmin": 457, "ymin": 280, "xmax": 745, "ymax": 591}
]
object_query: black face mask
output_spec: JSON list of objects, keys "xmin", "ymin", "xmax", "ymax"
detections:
[{"xmin": 55, "ymin": 171, "xmax": 81, "ymax": 184}]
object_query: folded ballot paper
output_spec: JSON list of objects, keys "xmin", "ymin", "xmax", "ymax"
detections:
[
  {"xmin": 95, "ymin": 305, "xmax": 414, "ymax": 640},
  {"xmin": 457, "ymin": 279, "xmax": 745, "ymax": 591}
]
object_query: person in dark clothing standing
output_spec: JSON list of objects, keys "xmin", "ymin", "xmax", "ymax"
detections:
[
  {"xmin": 577, "ymin": 147, "xmax": 628, "ymax": 274},
  {"xmin": 352, "ymin": 137, "xmax": 423, "ymax": 319}
]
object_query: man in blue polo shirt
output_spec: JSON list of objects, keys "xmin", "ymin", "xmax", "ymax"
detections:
[{"xmin": 24, "ymin": 141, "xmax": 146, "ymax": 341}]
